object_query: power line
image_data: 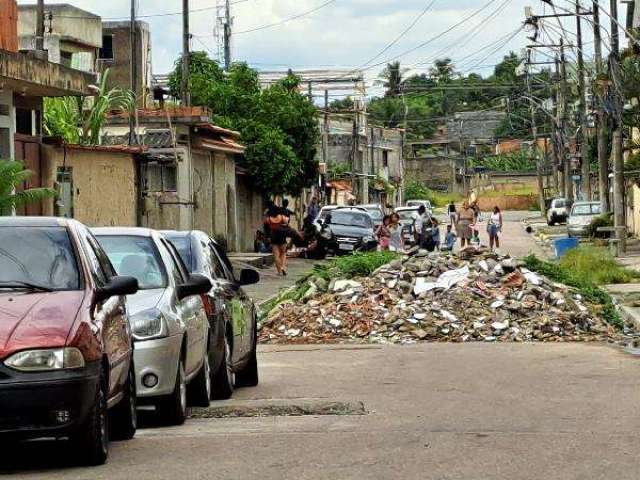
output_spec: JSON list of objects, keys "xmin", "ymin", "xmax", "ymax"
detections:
[{"xmin": 234, "ymin": 0, "xmax": 338, "ymax": 35}]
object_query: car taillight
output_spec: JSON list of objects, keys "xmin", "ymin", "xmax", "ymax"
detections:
[{"xmin": 200, "ymin": 294, "xmax": 215, "ymax": 317}]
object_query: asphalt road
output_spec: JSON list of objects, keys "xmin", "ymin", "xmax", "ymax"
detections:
[
  {"xmin": 7, "ymin": 212, "xmax": 635, "ymax": 480},
  {"xmin": 4, "ymin": 343, "xmax": 639, "ymax": 480}
]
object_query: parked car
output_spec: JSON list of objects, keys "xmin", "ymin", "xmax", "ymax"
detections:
[
  {"xmin": 162, "ymin": 231, "xmax": 260, "ymax": 399},
  {"xmin": 313, "ymin": 205, "xmax": 338, "ymax": 232},
  {"xmin": 319, "ymin": 207, "xmax": 378, "ymax": 254},
  {"xmin": 406, "ymin": 199, "xmax": 433, "ymax": 214},
  {"xmin": 93, "ymin": 228, "xmax": 212, "ymax": 425},
  {"xmin": 547, "ymin": 197, "xmax": 570, "ymax": 225},
  {"xmin": 356, "ymin": 204, "xmax": 385, "ymax": 227},
  {"xmin": 567, "ymin": 201, "xmax": 602, "ymax": 237},
  {"xmin": 0, "ymin": 217, "xmax": 139, "ymax": 465},
  {"xmin": 395, "ymin": 206, "xmax": 420, "ymax": 244}
]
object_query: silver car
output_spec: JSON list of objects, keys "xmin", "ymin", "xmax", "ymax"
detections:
[
  {"xmin": 94, "ymin": 228, "xmax": 212, "ymax": 425},
  {"xmin": 567, "ymin": 201, "xmax": 602, "ymax": 237},
  {"xmin": 547, "ymin": 197, "xmax": 569, "ymax": 225}
]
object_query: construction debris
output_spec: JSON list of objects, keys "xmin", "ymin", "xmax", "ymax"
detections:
[{"xmin": 259, "ymin": 249, "xmax": 635, "ymax": 345}]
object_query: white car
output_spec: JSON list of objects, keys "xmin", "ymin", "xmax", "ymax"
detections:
[
  {"xmin": 567, "ymin": 202, "xmax": 602, "ymax": 237},
  {"xmin": 406, "ymin": 199, "xmax": 433, "ymax": 215},
  {"xmin": 94, "ymin": 228, "xmax": 213, "ymax": 425},
  {"xmin": 547, "ymin": 198, "xmax": 569, "ymax": 225}
]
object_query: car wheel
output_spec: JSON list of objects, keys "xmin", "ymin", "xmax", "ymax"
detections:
[
  {"xmin": 211, "ymin": 333, "xmax": 234, "ymax": 400},
  {"xmin": 158, "ymin": 357, "xmax": 187, "ymax": 425},
  {"xmin": 71, "ymin": 369, "xmax": 109, "ymax": 466},
  {"xmin": 236, "ymin": 326, "xmax": 259, "ymax": 388},
  {"xmin": 109, "ymin": 364, "xmax": 137, "ymax": 441},
  {"xmin": 188, "ymin": 344, "xmax": 212, "ymax": 407}
]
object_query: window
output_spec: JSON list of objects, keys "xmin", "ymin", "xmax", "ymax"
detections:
[
  {"xmin": 96, "ymin": 235, "xmax": 168, "ymax": 290},
  {"xmin": 144, "ymin": 163, "xmax": 178, "ymax": 192},
  {"xmin": 208, "ymin": 243, "xmax": 228, "ymax": 279},
  {"xmin": 0, "ymin": 226, "xmax": 80, "ymax": 290},
  {"xmin": 77, "ymin": 226, "xmax": 108, "ymax": 287},
  {"xmin": 382, "ymin": 151, "xmax": 389, "ymax": 168},
  {"xmin": 15, "ymin": 108, "xmax": 32, "ymax": 135},
  {"xmin": 166, "ymin": 235, "xmax": 194, "ymax": 271},
  {"xmin": 99, "ymin": 35, "xmax": 114, "ymax": 60},
  {"xmin": 163, "ymin": 239, "xmax": 191, "ymax": 284}
]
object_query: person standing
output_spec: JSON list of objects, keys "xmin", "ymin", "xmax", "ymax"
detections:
[
  {"xmin": 389, "ymin": 213, "xmax": 404, "ymax": 252},
  {"xmin": 376, "ymin": 215, "xmax": 392, "ymax": 250},
  {"xmin": 266, "ymin": 204, "xmax": 288, "ymax": 275},
  {"xmin": 431, "ymin": 218, "xmax": 441, "ymax": 251},
  {"xmin": 447, "ymin": 200, "xmax": 457, "ymax": 225},
  {"xmin": 457, "ymin": 201, "xmax": 475, "ymax": 248},
  {"xmin": 444, "ymin": 224, "xmax": 457, "ymax": 251},
  {"xmin": 307, "ymin": 196, "xmax": 320, "ymax": 221},
  {"xmin": 413, "ymin": 205, "xmax": 427, "ymax": 247},
  {"xmin": 487, "ymin": 206, "xmax": 503, "ymax": 251}
]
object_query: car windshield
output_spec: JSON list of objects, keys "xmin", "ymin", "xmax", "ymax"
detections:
[
  {"xmin": 553, "ymin": 199, "xmax": 566, "ymax": 208},
  {"xmin": 572, "ymin": 204, "xmax": 601, "ymax": 216},
  {"xmin": 97, "ymin": 235, "xmax": 167, "ymax": 289},
  {"xmin": 0, "ymin": 226, "xmax": 80, "ymax": 291},
  {"xmin": 318, "ymin": 208, "xmax": 336, "ymax": 220},
  {"xmin": 329, "ymin": 211, "xmax": 372, "ymax": 228},
  {"xmin": 396, "ymin": 210, "xmax": 418, "ymax": 221},
  {"xmin": 364, "ymin": 208, "xmax": 383, "ymax": 221},
  {"xmin": 165, "ymin": 235, "xmax": 193, "ymax": 271}
]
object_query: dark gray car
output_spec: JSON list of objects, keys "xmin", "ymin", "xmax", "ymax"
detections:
[{"xmin": 162, "ymin": 231, "xmax": 260, "ymax": 400}]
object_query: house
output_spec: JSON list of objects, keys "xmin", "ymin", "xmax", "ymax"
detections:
[
  {"xmin": 320, "ymin": 118, "xmax": 405, "ymax": 206},
  {"xmin": 100, "ymin": 21, "xmax": 152, "ymax": 106},
  {"xmin": 446, "ymin": 110, "xmax": 506, "ymax": 152},
  {"xmin": 102, "ymin": 107, "xmax": 263, "ymax": 252},
  {"xmin": 0, "ymin": 2, "xmax": 96, "ymax": 214},
  {"xmin": 40, "ymin": 142, "xmax": 147, "ymax": 227},
  {"xmin": 18, "ymin": 3, "xmax": 102, "ymax": 73}
]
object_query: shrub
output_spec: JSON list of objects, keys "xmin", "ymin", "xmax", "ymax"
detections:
[
  {"xmin": 587, "ymin": 212, "xmax": 613, "ymax": 238},
  {"xmin": 313, "ymin": 251, "xmax": 399, "ymax": 281}
]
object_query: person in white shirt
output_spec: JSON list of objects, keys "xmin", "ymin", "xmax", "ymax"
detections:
[{"xmin": 487, "ymin": 206, "xmax": 503, "ymax": 251}]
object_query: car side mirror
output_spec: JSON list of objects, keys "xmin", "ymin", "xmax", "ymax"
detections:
[
  {"xmin": 95, "ymin": 275, "xmax": 139, "ymax": 303},
  {"xmin": 176, "ymin": 274, "xmax": 212, "ymax": 301},
  {"xmin": 239, "ymin": 268, "xmax": 260, "ymax": 286}
]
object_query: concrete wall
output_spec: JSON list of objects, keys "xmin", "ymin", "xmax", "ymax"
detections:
[
  {"xmin": 101, "ymin": 22, "xmax": 151, "ymax": 106},
  {"xmin": 0, "ymin": 89, "xmax": 16, "ymax": 159},
  {"xmin": 18, "ymin": 5, "xmax": 102, "ymax": 48},
  {"xmin": 236, "ymin": 175, "xmax": 265, "ymax": 252},
  {"xmin": 627, "ymin": 184, "xmax": 640, "ymax": 239},
  {"xmin": 41, "ymin": 145, "xmax": 137, "ymax": 227},
  {"xmin": 406, "ymin": 156, "xmax": 463, "ymax": 193},
  {"xmin": 471, "ymin": 172, "xmax": 539, "ymax": 193},
  {"xmin": 476, "ymin": 195, "xmax": 538, "ymax": 211}
]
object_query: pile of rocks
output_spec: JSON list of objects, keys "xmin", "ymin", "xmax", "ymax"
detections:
[{"xmin": 259, "ymin": 250, "xmax": 630, "ymax": 344}]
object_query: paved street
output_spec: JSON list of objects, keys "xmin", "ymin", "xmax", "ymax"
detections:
[
  {"xmin": 3, "ymin": 343, "xmax": 639, "ymax": 479},
  {"xmin": 3, "ymin": 214, "xmax": 639, "ymax": 479}
]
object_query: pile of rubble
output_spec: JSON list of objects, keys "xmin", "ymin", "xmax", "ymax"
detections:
[{"xmin": 259, "ymin": 250, "xmax": 631, "ymax": 344}]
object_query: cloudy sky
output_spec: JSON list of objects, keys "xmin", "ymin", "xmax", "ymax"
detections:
[{"xmin": 17, "ymin": 0, "xmax": 625, "ymax": 96}]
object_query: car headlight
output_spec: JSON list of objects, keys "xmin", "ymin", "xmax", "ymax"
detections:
[
  {"xmin": 5, "ymin": 347, "xmax": 85, "ymax": 372},
  {"xmin": 363, "ymin": 235, "xmax": 375, "ymax": 243},
  {"xmin": 131, "ymin": 308, "xmax": 168, "ymax": 341}
]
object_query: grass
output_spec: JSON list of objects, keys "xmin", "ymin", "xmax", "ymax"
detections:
[
  {"xmin": 523, "ymin": 251, "xmax": 630, "ymax": 328},
  {"xmin": 481, "ymin": 187, "xmax": 537, "ymax": 197},
  {"xmin": 559, "ymin": 246, "xmax": 640, "ymax": 285},
  {"xmin": 313, "ymin": 251, "xmax": 400, "ymax": 282}
]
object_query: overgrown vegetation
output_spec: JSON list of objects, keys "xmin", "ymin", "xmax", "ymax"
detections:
[
  {"xmin": 169, "ymin": 53, "xmax": 320, "ymax": 196},
  {"xmin": 587, "ymin": 213, "xmax": 614, "ymax": 238},
  {"xmin": 469, "ymin": 151, "xmax": 536, "ymax": 172},
  {"xmin": 523, "ymin": 252, "xmax": 633, "ymax": 328},
  {"xmin": 0, "ymin": 160, "xmax": 56, "ymax": 215},
  {"xmin": 313, "ymin": 251, "xmax": 399, "ymax": 282},
  {"xmin": 44, "ymin": 69, "xmax": 134, "ymax": 145}
]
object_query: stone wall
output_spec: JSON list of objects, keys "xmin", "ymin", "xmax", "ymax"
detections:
[{"xmin": 405, "ymin": 156, "xmax": 463, "ymax": 193}]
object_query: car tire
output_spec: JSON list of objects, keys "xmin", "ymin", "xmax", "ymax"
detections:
[
  {"xmin": 71, "ymin": 370, "xmax": 109, "ymax": 466},
  {"xmin": 157, "ymin": 357, "xmax": 187, "ymax": 425},
  {"xmin": 188, "ymin": 344, "xmax": 212, "ymax": 407},
  {"xmin": 236, "ymin": 324, "xmax": 259, "ymax": 388},
  {"xmin": 211, "ymin": 333, "xmax": 234, "ymax": 400},
  {"xmin": 109, "ymin": 364, "xmax": 137, "ymax": 441}
]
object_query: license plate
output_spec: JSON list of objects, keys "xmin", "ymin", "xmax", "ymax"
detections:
[{"xmin": 339, "ymin": 243, "xmax": 355, "ymax": 251}]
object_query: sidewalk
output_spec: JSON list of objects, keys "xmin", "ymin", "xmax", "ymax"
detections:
[{"xmin": 242, "ymin": 257, "xmax": 318, "ymax": 305}]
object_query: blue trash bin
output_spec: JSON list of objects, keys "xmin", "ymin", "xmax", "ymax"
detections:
[{"xmin": 554, "ymin": 237, "xmax": 579, "ymax": 258}]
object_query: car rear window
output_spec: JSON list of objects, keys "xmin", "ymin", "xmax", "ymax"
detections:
[
  {"xmin": 96, "ymin": 235, "xmax": 168, "ymax": 290},
  {"xmin": 0, "ymin": 226, "xmax": 81, "ymax": 290},
  {"xmin": 572, "ymin": 204, "xmax": 601, "ymax": 216}
]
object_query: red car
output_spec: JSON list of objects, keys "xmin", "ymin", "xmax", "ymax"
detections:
[{"xmin": 0, "ymin": 217, "xmax": 139, "ymax": 465}]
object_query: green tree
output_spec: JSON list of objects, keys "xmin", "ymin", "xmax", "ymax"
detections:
[
  {"xmin": 44, "ymin": 69, "xmax": 133, "ymax": 145},
  {"xmin": 168, "ymin": 54, "xmax": 319, "ymax": 195},
  {"xmin": 377, "ymin": 61, "xmax": 407, "ymax": 97},
  {"xmin": 0, "ymin": 161, "xmax": 56, "ymax": 215}
]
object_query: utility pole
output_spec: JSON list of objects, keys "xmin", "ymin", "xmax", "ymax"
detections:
[
  {"xmin": 555, "ymin": 56, "xmax": 566, "ymax": 196},
  {"xmin": 223, "ymin": 0, "xmax": 231, "ymax": 71},
  {"xmin": 36, "ymin": 0, "xmax": 45, "ymax": 51},
  {"xmin": 181, "ymin": 0, "xmax": 191, "ymax": 106},
  {"xmin": 609, "ymin": 0, "xmax": 626, "ymax": 252},
  {"xmin": 575, "ymin": 1, "xmax": 591, "ymax": 200},
  {"xmin": 129, "ymin": 0, "xmax": 136, "ymax": 145},
  {"xmin": 593, "ymin": 0, "xmax": 609, "ymax": 212},
  {"xmin": 559, "ymin": 38, "xmax": 573, "ymax": 203},
  {"xmin": 526, "ymin": 58, "xmax": 546, "ymax": 213},
  {"xmin": 323, "ymin": 89, "xmax": 329, "ymax": 169}
]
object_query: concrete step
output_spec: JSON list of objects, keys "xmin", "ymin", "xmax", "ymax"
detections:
[{"xmin": 229, "ymin": 252, "xmax": 274, "ymax": 269}]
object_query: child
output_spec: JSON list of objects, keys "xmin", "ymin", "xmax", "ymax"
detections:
[
  {"xmin": 444, "ymin": 224, "xmax": 457, "ymax": 251},
  {"xmin": 470, "ymin": 228, "xmax": 481, "ymax": 248},
  {"xmin": 431, "ymin": 218, "xmax": 441, "ymax": 251},
  {"xmin": 376, "ymin": 215, "xmax": 392, "ymax": 251}
]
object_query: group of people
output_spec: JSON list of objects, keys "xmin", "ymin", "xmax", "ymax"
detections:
[{"xmin": 448, "ymin": 200, "xmax": 504, "ymax": 251}]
